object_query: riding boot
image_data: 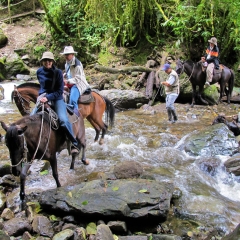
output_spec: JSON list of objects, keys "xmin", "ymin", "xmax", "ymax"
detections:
[
  {"xmin": 167, "ymin": 108, "xmax": 172, "ymax": 122},
  {"xmin": 171, "ymin": 109, "xmax": 178, "ymax": 123}
]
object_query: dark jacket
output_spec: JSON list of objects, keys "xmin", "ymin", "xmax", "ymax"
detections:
[
  {"xmin": 204, "ymin": 45, "xmax": 220, "ymax": 69},
  {"xmin": 37, "ymin": 65, "xmax": 64, "ymax": 101}
]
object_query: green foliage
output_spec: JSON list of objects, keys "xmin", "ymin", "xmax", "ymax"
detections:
[
  {"xmin": 33, "ymin": 45, "xmax": 47, "ymax": 60},
  {"xmin": 38, "ymin": 0, "xmax": 240, "ymax": 64}
]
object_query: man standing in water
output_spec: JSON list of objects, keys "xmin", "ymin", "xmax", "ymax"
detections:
[{"xmin": 161, "ymin": 63, "xmax": 180, "ymax": 123}]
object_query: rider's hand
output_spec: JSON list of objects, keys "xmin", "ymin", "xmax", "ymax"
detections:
[{"xmin": 40, "ymin": 97, "xmax": 48, "ymax": 103}]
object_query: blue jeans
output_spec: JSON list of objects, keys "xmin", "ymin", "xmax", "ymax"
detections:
[
  {"xmin": 166, "ymin": 94, "xmax": 178, "ymax": 110},
  {"xmin": 69, "ymin": 85, "xmax": 80, "ymax": 110},
  {"xmin": 31, "ymin": 99, "xmax": 78, "ymax": 146},
  {"xmin": 54, "ymin": 99, "xmax": 78, "ymax": 146}
]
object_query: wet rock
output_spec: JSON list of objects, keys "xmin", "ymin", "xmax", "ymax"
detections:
[
  {"xmin": 113, "ymin": 161, "xmax": 143, "ymax": 179},
  {"xmin": 0, "ymin": 161, "xmax": 11, "ymax": 177},
  {"xmin": 177, "ymin": 123, "xmax": 239, "ymax": 157},
  {"xmin": 62, "ymin": 223, "xmax": 77, "ymax": 231},
  {"xmin": 151, "ymin": 234, "xmax": 182, "ymax": 239},
  {"xmin": 74, "ymin": 227, "xmax": 86, "ymax": 240},
  {"xmin": 3, "ymin": 217, "xmax": 32, "ymax": 237},
  {"xmin": 0, "ymin": 190, "xmax": 6, "ymax": 211},
  {"xmin": 38, "ymin": 179, "xmax": 173, "ymax": 222},
  {"xmin": 52, "ymin": 229, "xmax": 74, "ymax": 240},
  {"xmin": 118, "ymin": 236, "xmax": 148, "ymax": 240},
  {"xmin": 197, "ymin": 157, "xmax": 222, "ymax": 176},
  {"xmin": 96, "ymin": 224, "xmax": 114, "ymax": 240},
  {"xmin": 107, "ymin": 221, "xmax": 127, "ymax": 234},
  {"xmin": 222, "ymin": 223, "xmax": 240, "ymax": 240},
  {"xmin": 0, "ymin": 230, "xmax": 10, "ymax": 240},
  {"xmin": 224, "ymin": 155, "xmax": 240, "ymax": 176},
  {"xmin": 0, "ymin": 174, "xmax": 19, "ymax": 188},
  {"xmin": 1, "ymin": 208, "xmax": 14, "ymax": 220},
  {"xmin": 32, "ymin": 215, "xmax": 54, "ymax": 238},
  {"xmin": 22, "ymin": 231, "xmax": 33, "ymax": 240},
  {"xmin": 63, "ymin": 215, "xmax": 75, "ymax": 223}
]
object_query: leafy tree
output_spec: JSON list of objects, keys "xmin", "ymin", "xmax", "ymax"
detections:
[{"xmin": 38, "ymin": 0, "xmax": 240, "ymax": 64}]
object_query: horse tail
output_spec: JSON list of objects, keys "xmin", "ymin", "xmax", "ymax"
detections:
[
  {"xmin": 103, "ymin": 97, "xmax": 115, "ymax": 128},
  {"xmin": 229, "ymin": 69, "xmax": 235, "ymax": 97}
]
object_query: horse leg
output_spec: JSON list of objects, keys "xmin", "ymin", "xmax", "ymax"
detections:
[
  {"xmin": 20, "ymin": 163, "xmax": 31, "ymax": 208},
  {"xmin": 50, "ymin": 157, "xmax": 61, "ymax": 187},
  {"xmin": 80, "ymin": 142, "xmax": 89, "ymax": 165},
  {"xmin": 99, "ymin": 123, "xmax": 108, "ymax": 145},
  {"xmin": 198, "ymin": 85, "xmax": 209, "ymax": 105},
  {"xmin": 191, "ymin": 84, "xmax": 197, "ymax": 107},
  {"xmin": 70, "ymin": 152, "xmax": 78, "ymax": 170},
  {"xmin": 87, "ymin": 117, "xmax": 101, "ymax": 142},
  {"xmin": 218, "ymin": 82, "xmax": 225, "ymax": 104}
]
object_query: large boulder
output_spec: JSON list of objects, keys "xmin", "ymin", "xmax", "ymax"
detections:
[
  {"xmin": 177, "ymin": 123, "xmax": 239, "ymax": 157},
  {"xmin": 38, "ymin": 179, "xmax": 173, "ymax": 222},
  {"xmin": 100, "ymin": 89, "xmax": 148, "ymax": 109},
  {"xmin": 4, "ymin": 52, "xmax": 30, "ymax": 79}
]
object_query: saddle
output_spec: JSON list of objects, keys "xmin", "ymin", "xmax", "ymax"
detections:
[
  {"xmin": 63, "ymin": 87, "xmax": 95, "ymax": 104},
  {"xmin": 78, "ymin": 88, "xmax": 95, "ymax": 104},
  {"xmin": 201, "ymin": 62, "xmax": 223, "ymax": 75}
]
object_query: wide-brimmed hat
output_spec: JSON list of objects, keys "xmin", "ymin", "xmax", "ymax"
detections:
[
  {"xmin": 162, "ymin": 63, "xmax": 171, "ymax": 71},
  {"xmin": 208, "ymin": 37, "xmax": 217, "ymax": 46},
  {"xmin": 40, "ymin": 51, "xmax": 55, "ymax": 62},
  {"xmin": 60, "ymin": 46, "xmax": 77, "ymax": 55}
]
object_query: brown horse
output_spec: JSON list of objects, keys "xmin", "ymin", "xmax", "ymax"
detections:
[
  {"xmin": 176, "ymin": 59, "xmax": 235, "ymax": 107},
  {"xmin": 0, "ymin": 108, "xmax": 86, "ymax": 203},
  {"xmin": 11, "ymin": 82, "xmax": 115, "ymax": 144}
]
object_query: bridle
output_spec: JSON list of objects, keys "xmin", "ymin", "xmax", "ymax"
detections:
[
  {"xmin": 177, "ymin": 60, "xmax": 196, "ymax": 84},
  {"xmin": 10, "ymin": 104, "xmax": 59, "ymax": 168},
  {"xmin": 13, "ymin": 87, "xmax": 31, "ymax": 115}
]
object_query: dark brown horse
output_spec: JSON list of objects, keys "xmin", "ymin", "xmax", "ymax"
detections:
[
  {"xmin": 1, "ymin": 108, "xmax": 86, "ymax": 202},
  {"xmin": 11, "ymin": 82, "xmax": 115, "ymax": 144},
  {"xmin": 176, "ymin": 59, "xmax": 235, "ymax": 107}
]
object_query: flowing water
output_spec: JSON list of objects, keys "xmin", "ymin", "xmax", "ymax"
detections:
[{"xmin": 0, "ymin": 81, "xmax": 240, "ymax": 233}]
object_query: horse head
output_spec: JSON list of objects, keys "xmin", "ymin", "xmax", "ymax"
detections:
[
  {"xmin": 175, "ymin": 59, "xmax": 184, "ymax": 75},
  {"xmin": 1, "ymin": 121, "xmax": 28, "ymax": 176}
]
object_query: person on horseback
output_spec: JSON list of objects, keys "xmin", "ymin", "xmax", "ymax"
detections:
[
  {"xmin": 60, "ymin": 46, "xmax": 90, "ymax": 117},
  {"xmin": 201, "ymin": 37, "xmax": 220, "ymax": 87},
  {"xmin": 32, "ymin": 51, "xmax": 81, "ymax": 155},
  {"xmin": 161, "ymin": 63, "xmax": 179, "ymax": 123}
]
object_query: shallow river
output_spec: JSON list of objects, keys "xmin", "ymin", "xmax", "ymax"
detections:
[{"xmin": 0, "ymin": 81, "xmax": 240, "ymax": 233}]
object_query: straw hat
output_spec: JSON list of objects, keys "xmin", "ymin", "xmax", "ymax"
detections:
[
  {"xmin": 60, "ymin": 46, "xmax": 77, "ymax": 55},
  {"xmin": 208, "ymin": 37, "xmax": 217, "ymax": 46},
  {"xmin": 40, "ymin": 52, "xmax": 55, "ymax": 62}
]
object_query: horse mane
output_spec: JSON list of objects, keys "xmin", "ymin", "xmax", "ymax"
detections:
[{"xmin": 16, "ymin": 82, "xmax": 40, "ymax": 90}]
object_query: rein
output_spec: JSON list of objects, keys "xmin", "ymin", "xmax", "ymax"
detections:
[
  {"xmin": 10, "ymin": 134, "xmax": 28, "ymax": 167},
  {"xmin": 13, "ymin": 88, "xmax": 31, "ymax": 115},
  {"xmin": 178, "ymin": 61, "xmax": 195, "ymax": 85}
]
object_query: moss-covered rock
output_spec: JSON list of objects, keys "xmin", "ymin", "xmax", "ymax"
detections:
[
  {"xmin": 0, "ymin": 29, "xmax": 8, "ymax": 47},
  {"xmin": 0, "ymin": 58, "xmax": 7, "ymax": 81},
  {"xmin": 5, "ymin": 53, "xmax": 30, "ymax": 79}
]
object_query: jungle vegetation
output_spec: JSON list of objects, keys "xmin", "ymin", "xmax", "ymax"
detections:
[{"xmin": 4, "ymin": 0, "xmax": 240, "ymax": 65}]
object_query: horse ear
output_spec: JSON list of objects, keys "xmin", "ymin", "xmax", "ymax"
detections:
[
  {"xmin": 16, "ymin": 125, "xmax": 28, "ymax": 135},
  {"xmin": 0, "ymin": 121, "xmax": 8, "ymax": 132}
]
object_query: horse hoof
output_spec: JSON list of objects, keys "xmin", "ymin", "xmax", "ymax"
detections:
[
  {"xmin": 82, "ymin": 159, "xmax": 89, "ymax": 165},
  {"xmin": 99, "ymin": 139, "xmax": 104, "ymax": 145}
]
